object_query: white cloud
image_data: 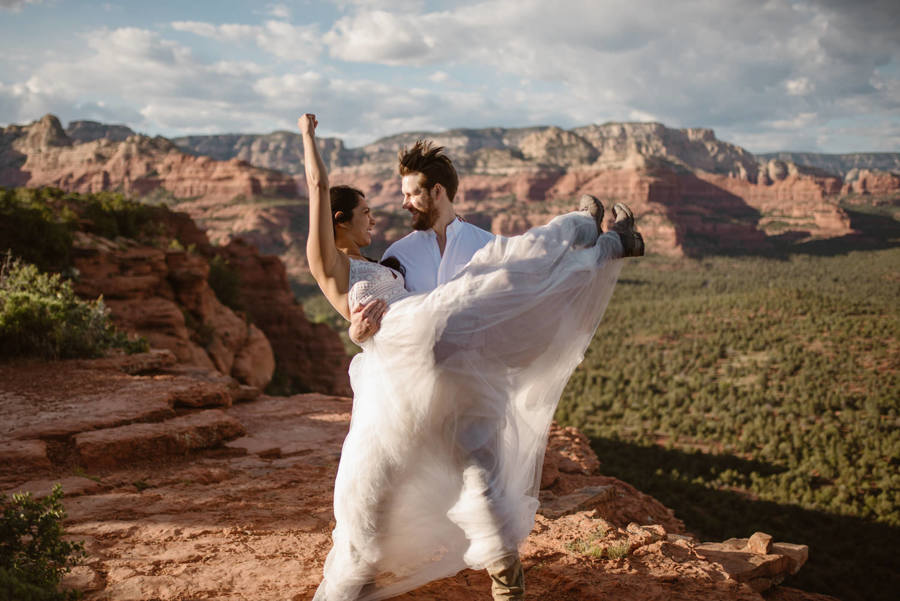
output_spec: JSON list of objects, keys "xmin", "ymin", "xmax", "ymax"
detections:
[
  {"xmin": 266, "ymin": 3, "xmax": 291, "ymax": 19},
  {"xmin": 628, "ymin": 110, "xmax": 658, "ymax": 122},
  {"xmin": 320, "ymin": 0, "xmax": 900, "ymax": 150},
  {"xmin": 0, "ymin": 0, "xmax": 41, "ymax": 12},
  {"xmin": 172, "ymin": 20, "xmax": 321, "ymax": 62},
  {"xmin": 786, "ymin": 77, "xmax": 815, "ymax": 96},
  {"xmin": 330, "ymin": 0, "xmax": 425, "ymax": 11},
  {"xmin": 2, "ymin": 0, "xmax": 898, "ymax": 152},
  {"xmin": 324, "ymin": 10, "xmax": 454, "ymax": 66}
]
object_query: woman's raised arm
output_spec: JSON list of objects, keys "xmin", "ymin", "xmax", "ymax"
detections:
[{"xmin": 300, "ymin": 113, "xmax": 339, "ymax": 281}]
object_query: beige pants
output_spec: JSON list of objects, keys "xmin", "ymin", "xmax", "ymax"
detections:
[{"xmin": 486, "ymin": 555, "xmax": 525, "ymax": 600}]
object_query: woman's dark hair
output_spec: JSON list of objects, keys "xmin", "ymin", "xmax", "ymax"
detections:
[
  {"xmin": 330, "ymin": 185, "xmax": 364, "ymax": 227},
  {"xmin": 380, "ymin": 255, "xmax": 405, "ymax": 276},
  {"xmin": 329, "ymin": 185, "xmax": 405, "ymax": 276}
]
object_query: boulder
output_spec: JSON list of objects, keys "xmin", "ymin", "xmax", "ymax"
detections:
[
  {"xmin": 0, "ymin": 439, "xmax": 52, "ymax": 479},
  {"xmin": 74, "ymin": 409, "xmax": 245, "ymax": 469},
  {"xmin": 694, "ymin": 534, "xmax": 809, "ymax": 592},
  {"xmin": 230, "ymin": 324, "xmax": 276, "ymax": 390}
]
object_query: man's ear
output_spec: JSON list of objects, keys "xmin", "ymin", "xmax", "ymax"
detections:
[
  {"xmin": 432, "ymin": 183, "xmax": 444, "ymax": 200},
  {"xmin": 334, "ymin": 211, "xmax": 346, "ymax": 223}
]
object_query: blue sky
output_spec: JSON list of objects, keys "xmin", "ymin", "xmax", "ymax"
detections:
[{"xmin": 1, "ymin": 0, "xmax": 898, "ymax": 152}]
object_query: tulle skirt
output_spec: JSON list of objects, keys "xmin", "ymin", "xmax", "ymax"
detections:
[{"xmin": 314, "ymin": 212, "xmax": 623, "ymax": 600}]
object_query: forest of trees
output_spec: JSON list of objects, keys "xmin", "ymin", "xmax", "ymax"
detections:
[{"xmin": 555, "ymin": 248, "xmax": 898, "ymax": 600}]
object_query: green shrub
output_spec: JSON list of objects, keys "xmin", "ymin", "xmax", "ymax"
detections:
[
  {"xmin": 0, "ymin": 484, "xmax": 85, "ymax": 601},
  {"xmin": 0, "ymin": 188, "xmax": 75, "ymax": 272},
  {"xmin": 0, "ymin": 187, "xmax": 169, "ymax": 273},
  {"xmin": 0, "ymin": 255, "xmax": 148, "ymax": 359},
  {"xmin": 80, "ymin": 191, "xmax": 156, "ymax": 240}
]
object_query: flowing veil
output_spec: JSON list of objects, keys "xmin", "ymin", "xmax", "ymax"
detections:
[{"xmin": 315, "ymin": 212, "xmax": 623, "ymax": 600}]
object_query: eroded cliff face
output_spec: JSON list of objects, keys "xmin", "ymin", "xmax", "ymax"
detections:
[
  {"xmin": 3, "ymin": 114, "xmax": 896, "ymax": 268},
  {"xmin": 216, "ymin": 238, "xmax": 351, "ymax": 396},
  {"xmin": 0, "ymin": 185, "xmax": 349, "ymax": 396},
  {"xmin": 72, "ymin": 231, "xmax": 276, "ymax": 390},
  {"xmin": 1, "ymin": 115, "xmax": 299, "ymax": 204}
]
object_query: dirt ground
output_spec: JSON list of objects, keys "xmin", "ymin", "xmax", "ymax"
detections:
[{"xmin": 1, "ymin": 357, "xmax": 833, "ymax": 601}]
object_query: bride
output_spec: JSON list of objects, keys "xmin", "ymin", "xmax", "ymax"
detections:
[{"xmin": 301, "ymin": 113, "xmax": 641, "ymax": 600}]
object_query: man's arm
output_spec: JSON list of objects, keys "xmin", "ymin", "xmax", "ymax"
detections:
[{"xmin": 348, "ymin": 299, "xmax": 388, "ymax": 344}]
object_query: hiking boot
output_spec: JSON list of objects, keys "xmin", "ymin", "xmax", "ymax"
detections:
[
  {"xmin": 578, "ymin": 194, "xmax": 604, "ymax": 233},
  {"xmin": 486, "ymin": 554, "xmax": 525, "ymax": 600},
  {"xmin": 610, "ymin": 202, "xmax": 645, "ymax": 257}
]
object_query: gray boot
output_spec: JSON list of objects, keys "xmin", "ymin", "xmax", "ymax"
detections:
[
  {"xmin": 610, "ymin": 202, "xmax": 645, "ymax": 257},
  {"xmin": 578, "ymin": 194, "xmax": 605, "ymax": 234},
  {"xmin": 486, "ymin": 554, "xmax": 525, "ymax": 600}
]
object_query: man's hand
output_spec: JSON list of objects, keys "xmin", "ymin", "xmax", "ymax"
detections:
[
  {"xmin": 348, "ymin": 299, "xmax": 387, "ymax": 344},
  {"xmin": 298, "ymin": 113, "xmax": 317, "ymax": 136}
]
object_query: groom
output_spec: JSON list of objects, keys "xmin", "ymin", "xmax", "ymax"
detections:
[
  {"xmin": 349, "ymin": 140, "xmax": 524, "ymax": 600},
  {"xmin": 349, "ymin": 140, "xmax": 643, "ymax": 600}
]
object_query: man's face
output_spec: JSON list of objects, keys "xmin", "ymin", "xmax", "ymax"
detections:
[{"xmin": 401, "ymin": 173, "xmax": 440, "ymax": 231}]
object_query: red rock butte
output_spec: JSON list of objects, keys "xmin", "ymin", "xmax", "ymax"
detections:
[{"xmin": 4, "ymin": 115, "xmax": 898, "ymax": 285}]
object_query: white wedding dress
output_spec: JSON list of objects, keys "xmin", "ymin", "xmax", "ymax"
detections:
[{"xmin": 314, "ymin": 212, "xmax": 623, "ymax": 600}]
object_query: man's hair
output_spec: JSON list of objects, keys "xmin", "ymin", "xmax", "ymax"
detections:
[{"xmin": 398, "ymin": 140, "xmax": 459, "ymax": 202}]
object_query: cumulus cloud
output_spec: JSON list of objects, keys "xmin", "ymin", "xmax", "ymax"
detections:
[
  {"xmin": 172, "ymin": 19, "xmax": 322, "ymax": 61},
  {"xmin": 1, "ymin": 27, "xmax": 267, "ymax": 133},
  {"xmin": 321, "ymin": 0, "xmax": 900, "ymax": 151},
  {"xmin": 1, "ymin": 0, "xmax": 897, "ymax": 152}
]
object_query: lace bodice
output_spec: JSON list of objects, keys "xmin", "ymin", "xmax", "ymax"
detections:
[{"xmin": 348, "ymin": 258, "xmax": 410, "ymax": 310}]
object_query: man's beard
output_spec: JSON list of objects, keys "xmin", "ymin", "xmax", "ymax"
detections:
[{"xmin": 410, "ymin": 188, "xmax": 440, "ymax": 231}]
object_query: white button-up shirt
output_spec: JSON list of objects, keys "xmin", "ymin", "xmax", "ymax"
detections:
[{"xmin": 384, "ymin": 218, "xmax": 495, "ymax": 293}]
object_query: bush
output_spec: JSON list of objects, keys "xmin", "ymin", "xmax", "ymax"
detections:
[
  {"xmin": 0, "ymin": 255, "xmax": 148, "ymax": 359},
  {"xmin": 0, "ymin": 188, "xmax": 75, "ymax": 272},
  {"xmin": 80, "ymin": 191, "xmax": 156, "ymax": 240},
  {"xmin": 0, "ymin": 187, "xmax": 168, "ymax": 274},
  {"xmin": 0, "ymin": 484, "xmax": 85, "ymax": 601}
]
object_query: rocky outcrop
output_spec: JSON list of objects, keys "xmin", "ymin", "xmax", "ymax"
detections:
[
  {"xmin": 71, "ymin": 231, "xmax": 276, "ymax": 389},
  {"xmin": 842, "ymin": 168, "xmax": 900, "ymax": 199},
  {"xmin": 8, "ymin": 180, "xmax": 353, "ymax": 395},
  {"xmin": 216, "ymin": 238, "xmax": 351, "ymax": 396},
  {"xmin": 0, "ymin": 115, "xmax": 872, "ymax": 265},
  {"xmin": 757, "ymin": 152, "xmax": 900, "ymax": 177},
  {"xmin": 0, "ymin": 353, "xmax": 251, "ymax": 479},
  {"xmin": 0, "ymin": 115, "xmax": 299, "ymax": 205},
  {"xmin": 65, "ymin": 120, "xmax": 135, "ymax": 144},
  {"xmin": 0, "ymin": 356, "xmax": 828, "ymax": 601},
  {"xmin": 174, "ymin": 130, "xmax": 349, "ymax": 173},
  {"xmin": 74, "ymin": 409, "xmax": 245, "ymax": 470}
]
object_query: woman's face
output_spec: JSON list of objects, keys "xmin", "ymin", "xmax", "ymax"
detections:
[{"xmin": 342, "ymin": 196, "xmax": 375, "ymax": 247}]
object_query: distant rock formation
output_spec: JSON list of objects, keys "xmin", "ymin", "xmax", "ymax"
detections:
[
  {"xmin": 4, "ymin": 114, "xmax": 896, "ymax": 266},
  {"xmin": 842, "ymin": 168, "xmax": 900, "ymax": 198},
  {"xmin": 757, "ymin": 151, "xmax": 900, "ymax": 177},
  {"xmin": 65, "ymin": 120, "xmax": 136, "ymax": 144},
  {"xmin": 174, "ymin": 131, "xmax": 349, "ymax": 173},
  {"xmin": 0, "ymin": 115, "xmax": 299, "ymax": 204}
]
